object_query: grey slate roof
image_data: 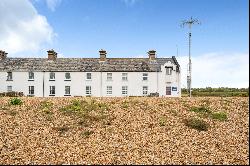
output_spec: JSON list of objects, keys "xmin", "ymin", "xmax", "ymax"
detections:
[{"xmin": 0, "ymin": 57, "xmax": 179, "ymax": 72}]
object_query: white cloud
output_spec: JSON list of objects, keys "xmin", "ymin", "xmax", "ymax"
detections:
[
  {"xmin": 45, "ymin": 0, "xmax": 61, "ymax": 11},
  {"xmin": 176, "ymin": 52, "xmax": 249, "ymax": 88},
  {"xmin": 0, "ymin": 0, "xmax": 55, "ymax": 56}
]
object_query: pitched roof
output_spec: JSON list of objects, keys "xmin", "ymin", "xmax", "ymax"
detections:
[{"xmin": 0, "ymin": 57, "xmax": 179, "ymax": 72}]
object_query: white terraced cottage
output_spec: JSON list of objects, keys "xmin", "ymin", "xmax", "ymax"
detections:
[{"xmin": 0, "ymin": 49, "xmax": 181, "ymax": 97}]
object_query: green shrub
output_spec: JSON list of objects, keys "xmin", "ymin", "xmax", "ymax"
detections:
[
  {"xmin": 190, "ymin": 106, "xmax": 211, "ymax": 114},
  {"xmin": 184, "ymin": 118, "xmax": 209, "ymax": 131},
  {"xmin": 10, "ymin": 98, "xmax": 22, "ymax": 105},
  {"xmin": 40, "ymin": 100, "xmax": 53, "ymax": 109},
  {"xmin": 211, "ymin": 112, "xmax": 227, "ymax": 121}
]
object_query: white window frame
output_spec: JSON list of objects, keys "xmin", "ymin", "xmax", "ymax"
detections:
[
  {"xmin": 7, "ymin": 86, "xmax": 12, "ymax": 92},
  {"xmin": 122, "ymin": 73, "xmax": 128, "ymax": 81},
  {"xmin": 65, "ymin": 72, "xmax": 71, "ymax": 81},
  {"xmin": 7, "ymin": 72, "xmax": 12, "ymax": 81},
  {"xmin": 86, "ymin": 86, "xmax": 92, "ymax": 95},
  {"xmin": 49, "ymin": 72, "xmax": 55, "ymax": 80},
  {"xmin": 143, "ymin": 73, "xmax": 148, "ymax": 81},
  {"xmin": 65, "ymin": 86, "xmax": 71, "ymax": 96},
  {"xmin": 86, "ymin": 73, "xmax": 92, "ymax": 80},
  {"xmin": 107, "ymin": 73, "xmax": 112, "ymax": 81},
  {"xmin": 107, "ymin": 86, "xmax": 112, "ymax": 95},
  {"xmin": 28, "ymin": 72, "xmax": 34, "ymax": 80},
  {"xmin": 28, "ymin": 86, "xmax": 34, "ymax": 96},
  {"xmin": 49, "ymin": 86, "xmax": 55, "ymax": 96},
  {"xmin": 122, "ymin": 86, "xmax": 128, "ymax": 95},
  {"xmin": 143, "ymin": 86, "xmax": 148, "ymax": 96}
]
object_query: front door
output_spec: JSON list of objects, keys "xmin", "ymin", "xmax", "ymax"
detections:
[{"xmin": 166, "ymin": 86, "xmax": 171, "ymax": 95}]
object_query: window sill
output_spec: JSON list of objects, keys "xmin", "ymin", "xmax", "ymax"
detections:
[
  {"xmin": 28, "ymin": 79, "xmax": 34, "ymax": 81},
  {"xmin": 64, "ymin": 94, "xmax": 71, "ymax": 96},
  {"xmin": 49, "ymin": 94, "xmax": 55, "ymax": 96},
  {"xmin": 86, "ymin": 79, "xmax": 92, "ymax": 81},
  {"xmin": 27, "ymin": 94, "xmax": 35, "ymax": 97},
  {"xmin": 49, "ymin": 79, "xmax": 55, "ymax": 81},
  {"xmin": 6, "ymin": 79, "xmax": 13, "ymax": 81},
  {"xmin": 64, "ymin": 80, "xmax": 71, "ymax": 81}
]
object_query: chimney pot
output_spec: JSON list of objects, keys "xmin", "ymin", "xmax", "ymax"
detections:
[
  {"xmin": 47, "ymin": 49, "xmax": 57, "ymax": 61},
  {"xmin": 99, "ymin": 49, "xmax": 107, "ymax": 61},
  {"xmin": 0, "ymin": 50, "xmax": 8, "ymax": 60},
  {"xmin": 148, "ymin": 50, "xmax": 156, "ymax": 60}
]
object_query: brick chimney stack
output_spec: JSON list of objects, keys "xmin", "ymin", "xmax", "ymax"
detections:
[
  {"xmin": 99, "ymin": 49, "xmax": 107, "ymax": 61},
  {"xmin": 148, "ymin": 50, "xmax": 156, "ymax": 61},
  {"xmin": 47, "ymin": 49, "xmax": 57, "ymax": 61},
  {"xmin": 0, "ymin": 50, "xmax": 8, "ymax": 60}
]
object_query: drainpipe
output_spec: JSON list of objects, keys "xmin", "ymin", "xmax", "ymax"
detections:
[
  {"xmin": 43, "ymin": 71, "xmax": 45, "ymax": 97},
  {"xmin": 100, "ymin": 71, "xmax": 103, "ymax": 97},
  {"xmin": 157, "ymin": 69, "xmax": 159, "ymax": 94}
]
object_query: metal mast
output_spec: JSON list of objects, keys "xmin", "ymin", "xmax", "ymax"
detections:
[{"xmin": 181, "ymin": 17, "xmax": 200, "ymax": 97}]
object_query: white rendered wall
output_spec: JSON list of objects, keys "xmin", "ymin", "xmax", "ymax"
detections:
[{"xmin": 0, "ymin": 62, "xmax": 181, "ymax": 97}]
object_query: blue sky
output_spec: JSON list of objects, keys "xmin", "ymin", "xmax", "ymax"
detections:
[{"xmin": 0, "ymin": 0, "xmax": 249, "ymax": 88}]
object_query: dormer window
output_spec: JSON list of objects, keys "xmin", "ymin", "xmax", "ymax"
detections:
[
  {"xmin": 166, "ymin": 67, "xmax": 173, "ymax": 75},
  {"xmin": 49, "ymin": 72, "xmax": 55, "ymax": 81},
  {"xmin": 7, "ymin": 72, "xmax": 12, "ymax": 81},
  {"xmin": 28, "ymin": 72, "xmax": 34, "ymax": 80}
]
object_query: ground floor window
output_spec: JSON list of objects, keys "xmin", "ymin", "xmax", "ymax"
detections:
[
  {"xmin": 86, "ymin": 86, "xmax": 91, "ymax": 95},
  {"xmin": 7, "ymin": 86, "xmax": 12, "ymax": 92},
  {"xmin": 122, "ymin": 86, "xmax": 128, "ymax": 95},
  {"xmin": 143, "ymin": 86, "xmax": 148, "ymax": 95},
  {"xmin": 107, "ymin": 86, "xmax": 112, "ymax": 95},
  {"xmin": 49, "ymin": 86, "xmax": 55, "ymax": 96},
  {"xmin": 65, "ymin": 86, "xmax": 71, "ymax": 96},
  {"xmin": 29, "ymin": 86, "xmax": 34, "ymax": 96}
]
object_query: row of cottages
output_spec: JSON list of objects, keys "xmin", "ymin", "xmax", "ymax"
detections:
[{"xmin": 0, "ymin": 49, "xmax": 181, "ymax": 97}]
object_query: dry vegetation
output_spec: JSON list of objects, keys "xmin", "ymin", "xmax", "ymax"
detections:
[{"xmin": 0, "ymin": 97, "xmax": 249, "ymax": 165}]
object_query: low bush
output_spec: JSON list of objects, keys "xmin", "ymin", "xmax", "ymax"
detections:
[
  {"xmin": 184, "ymin": 118, "xmax": 209, "ymax": 131},
  {"xmin": 10, "ymin": 98, "xmax": 22, "ymax": 105},
  {"xmin": 211, "ymin": 112, "xmax": 228, "ymax": 121}
]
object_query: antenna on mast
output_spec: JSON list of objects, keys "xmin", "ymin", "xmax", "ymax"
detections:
[{"xmin": 180, "ymin": 16, "xmax": 201, "ymax": 97}]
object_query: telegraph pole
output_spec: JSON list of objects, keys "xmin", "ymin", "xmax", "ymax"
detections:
[{"xmin": 181, "ymin": 17, "xmax": 201, "ymax": 97}]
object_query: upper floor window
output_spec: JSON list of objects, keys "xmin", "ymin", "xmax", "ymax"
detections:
[
  {"xmin": 28, "ymin": 72, "xmax": 34, "ymax": 80},
  {"xmin": 143, "ymin": 86, "xmax": 148, "ymax": 95},
  {"xmin": 86, "ymin": 86, "xmax": 92, "ymax": 95},
  {"xmin": 7, "ymin": 86, "xmax": 12, "ymax": 92},
  {"xmin": 122, "ymin": 86, "xmax": 128, "ymax": 95},
  {"xmin": 65, "ymin": 86, "xmax": 71, "ymax": 96},
  {"xmin": 7, "ymin": 72, "xmax": 12, "ymax": 81},
  {"xmin": 143, "ymin": 73, "xmax": 148, "ymax": 81},
  {"xmin": 122, "ymin": 73, "xmax": 128, "ymax": 81},
  {"xmin": 49, "ymin": 86, "xmax": 55, "ymax": 96},
  {"xmin": 86, "ymin": 73, "xmax": 92, "ymax": 80},
  {"xmin": 166, "ymin": 67, "xmax": 173, "ymax": 75},
  {"xmin": 29, "ymin": 86, "xmax": 34, "ymax": 96},
  {"xmin": 49, "ymin": 72, "xmax": 55, "ymax": 80},
  {"xmin": 107, "ymin": 73, "xmax": 112, "ymax": 81},
  {"xmin": 65, "ymin": 72, "xmax": 71, "ymax": 81},
  {"xmin": 107, "ymin": 86, "xmax": 112, "ymax": 95}
]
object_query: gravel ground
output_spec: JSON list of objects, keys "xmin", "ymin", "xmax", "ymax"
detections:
[{"xmin": 0, "ymin": 97, "xmax": 249, "ymax": 165}]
